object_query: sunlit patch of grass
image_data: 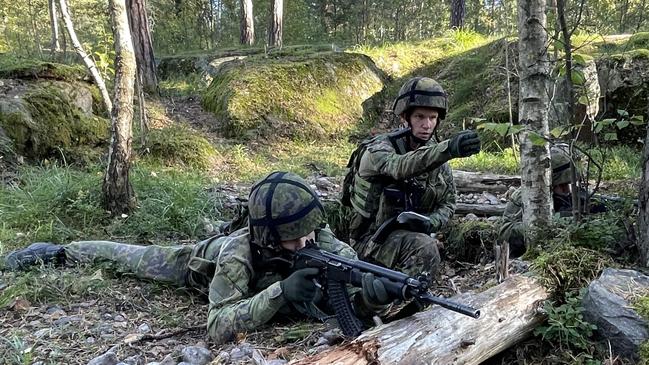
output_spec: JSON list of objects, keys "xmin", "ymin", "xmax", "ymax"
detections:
[
  {"xmin": 159, "ymin": 73, "xmax": 207, "ymax": 97},
  {"xmin": 585, "ymin": 145, "xmax": 641, "ymax": 181},
  {"xmin": 449, "ymin": 148, "xmax": 520, "ymax": 175},
  {"xmin": 354, "ymin": 30, "xmax": 492, "ymax": 77},
  {"xmin": 213, "ymin": 139, "xmax": 355, "ymax": 183}
]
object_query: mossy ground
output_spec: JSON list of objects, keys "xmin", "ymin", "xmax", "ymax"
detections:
[{"xmin": 0, "ymin": 57, "xmax": 88, "ymax": 81}]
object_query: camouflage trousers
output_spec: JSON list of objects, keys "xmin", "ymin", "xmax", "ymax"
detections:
[
  {"xmin": 350, "ymin": 229, "xmax": 441, "ymax": 278},
  {"xmin": 65, "ymin": 235, "xmax": 224, "ymax": 293}
]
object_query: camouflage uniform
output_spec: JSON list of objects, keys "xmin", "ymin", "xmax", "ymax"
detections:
[
  {"xmin": 62, "ymin": 225, "xmax": 362, "ymax": 344},
  {"xmin": 349, "ymin": 130, "xmax": 456, "ymax": 277}
]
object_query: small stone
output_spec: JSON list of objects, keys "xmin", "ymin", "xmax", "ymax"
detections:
[
  {"xmin": 54, "ymin": 315, "xmax": 82, "ymax": 326},
  {"xmin": 145, "ymin": 363, "xmax": 160, "ymax": 365},
  {"xmin": 138, "ymin": 323, "xmax": 151, "ymax": 334},
  {"xmin": 229, "ymin": 348, "xmax": 250, "ymax": 363},
  {"xmin": 181, "ymin": 346, "xmax": 213, "ymax": 365},
  {"xmin": 46, "ymin": 306, "xmax": 65, "ymax": 315},
  {"xmin": 87, "ymin": 351, "xmax": 119, "ymax": 365},
  {"xmin": 120, "ymin": 355, "xmax": 142, "ymax": 365},
  {"xmin": 114, "ymin": 314, "xmax": 126, "ymax": 322},
  {"xmin": 464, "ymin": 213, "xmax": 479, "ymax": 221},
  {"xmin": 34, "ymin": 328, "xmax": 50, "ymax": 338},
  {"xmin": 31, "ymin": 362, "xmax": 45, "ymax": 365},
  {"xmin": 86, "ymin": 336, "xmax": 96, "ymax": 344},
  {"xmin": 268, "ymin": 360, "xmax": 288, "ymax": 365},
  {"xmin": 101, "ymin": 313, "xmax": 113, "ymax": 320}
]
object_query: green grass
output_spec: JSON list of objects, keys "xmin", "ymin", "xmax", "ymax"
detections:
[
  {"xmin": 0, "ymin": 162, "xmax": 221, "ymax": 253},
  {"xmin": 159, "ymin": 73, "xmax": 207, "ymax": 96},
  {"xmin": 213, "ymin": 139, "xmax": 355, "ymax": 183},
  {"xmin": 449, "ymin": 148, "xmax": 520, "ymax": 175},
  {"xmin": 586, "ymin": 145, "xmax": 642, "ymax": 181},
  {"xmin": 354, "ymin": 30, "xmax": 492, "ymax": 77}
]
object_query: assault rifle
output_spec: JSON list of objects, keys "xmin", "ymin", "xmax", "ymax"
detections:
[{"xmin": 294, "ymin": 241, "xmax": 481, "ymax": 337}]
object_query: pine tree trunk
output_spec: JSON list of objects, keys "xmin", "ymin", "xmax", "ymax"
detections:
[
  {"xmin": 240, "ymin": 0, "xmax": 254, "ymax": 45},
  {"xmin": 268, "ymin": 0, "xmax": 283, "ymax": 47},
  {"xmin": 517, "ymin": 0, "xmax": 553, "ymax": 242},
  {"xmin": 48, "ymin": 0, "xmax": 61, "ymax": 53},
  {"xmin": 639, "ymin": 113, "xmax": 649, "ymax": 266},
  {"xmin": 102, "ymin": 0, "xmax": 136, "ymax": 216},
  {"xmin": 126, "ymin": 0, "xmax": 158, "ymax": 94},
  {"xmin": 59, "ymin": 0, "xmax": 112, "ymax": 114},
  {"xmin": 451, "ymin": 0, "xmax": 466, "ymax": 29}
]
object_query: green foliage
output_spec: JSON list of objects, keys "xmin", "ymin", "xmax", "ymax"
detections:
[
  {"xmin": 202, "ymin": 52, "xmax": 384, "ymax": 140},
  {"xmin": 444, "ymin": 219, "xmax": 498, "ymax": 263},
  {"xmin": 0, "ymin": 163, "xmax": 220, "ymax": 252},
  {"xmin": 143, "ymin": 125, "xmax": 219, "ymax": 170},
  {"xmin": 449, "ymin": 148, "xmax": 519, "ymax": 175},
  {"xmin": 640, "ymin": 341, "xmax": 649, "ymax": 365},
  {"xmin": 534, "ymin": 289, "xmax": 597, "ymax": 351},
  {"xmin": 626, "ymin": 32, "xmax": 649, "ymax": 50},
  {"xmin": 530, "ymin": 242, "xmax": 612, "ymax": 298},
  {"xmin": 633, "ymin": 294, "xmax": 649, "ymax": 321},
  {"xmin": 587, "ymin": 145, "xmax": 642, "ymax": 181}
]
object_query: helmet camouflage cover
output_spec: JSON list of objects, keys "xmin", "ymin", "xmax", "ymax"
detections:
[
  {"xmin": 550, "ymin": 145, "xmax": 577, "ymax": 186},
  {"xmin": 248, "ymin": 171, "xmax": 325, "ymax": 248},
  {"xmin": 392, "ymin": 77, "xmax": 448, "ymax": 119}
]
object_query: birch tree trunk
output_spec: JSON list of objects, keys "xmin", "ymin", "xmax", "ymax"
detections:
[
  {"xmin": 268, "ymin": 0, "xmax": 283, "ymax": 48},
  {"xmin": 102, "ymin": 0, "xmax": 136, "ymax": 215},
  {"xmin": 48, "ymin": 0, "xmax": 61, "ymax": 53},
  {"xmin": 59, "ymin": 0, "xmax": 112, "ymax": 114},
  {"xmin": 240, "ymin": 0, "xmax": 254, "ymax": 45},
  {"xmin": 517, "ymin": 0, "xmax": 552, "ymax": 242},
  {"xmin": 638, "ymin": 112, "xmax": 649, "ymax": 266},
  {"xmin": 126, "ymin": 0, "xmax": 158, "ymax": 94}
]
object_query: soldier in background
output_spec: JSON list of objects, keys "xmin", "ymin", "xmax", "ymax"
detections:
[{"xmin": 4, "ymin": 171, "xmax": 391, "ymax": 343}]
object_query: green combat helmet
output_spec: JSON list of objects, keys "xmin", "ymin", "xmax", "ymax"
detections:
[
  {"xmin": 392, "ymin": 77, "xmax": 448, "ymax": 120},
  {"xmin": 550, "ymin": 145, "xmax": 577, "ymax": 186},
  {"xmin": 248, "ymin": 171, "xmax": 325, "ymax": 248}
]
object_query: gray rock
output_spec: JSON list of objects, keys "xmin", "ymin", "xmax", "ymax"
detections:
[
  {"xmin": 482, "ymin": 192, "xmax": 499, "ymax": 205},
  {"xmin": 31, "ymin": 362, "xmax": 44, "ymax": 365},
  {"xmin": 229, "ymin": 343, "xmax": 254, "ymax": 363},
  {"xmin": 463, "ymin": 213, "xmax": 479, "ymax": 221},
  {"xmin": 102, "ymin": 313, "xmax": 113, "ymax": 320},
  {"xmin": 144, "ymin": 363, "xmax": 160, "ymax": 365},
  {"xmin": 86, "ymin": 336, "xmax": 95, "ymax": 344},
  {"xmin": 54, "ymin": 315, "xmax": 82, "ymax": 326},
  {"xmin": 138, "ymin": 323, "xmax": 151, "ymax": 334},
  {"xmin": 87, "ymin": 351, "xmax": 119, "ymax": 365},
  {"xmin": 582, "ymin": 268, "xmax": 649, "ymax": 361},
  {"xmin": 34, "ymin": 328, "xmax": 50, "ymax": 338},
  {"xmin": 267, "ymin": 360, "xmax": 288, "ymax": 365},
  {"xmin": 181, "ymin": 346, "xmax": 213, "ymax": 365},
  {"xmin": 120, "ymin": 355, "xmax": 142, "ymax": 365},
  {"xmin": 114, "ymin": 314, "xmax": 126, "ymax": 322}
]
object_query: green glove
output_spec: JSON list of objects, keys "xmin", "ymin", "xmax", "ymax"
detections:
[
  {"xmin": 361, "ymin": 273, "xmax": 391, "ymax": 306},
  {"xmin": 280, "ymin": 268, "xmax": 320, "ymax": 303},
  {"xmin": 449, "ymin": 130, "xmax": 481, "ymax": 158}
]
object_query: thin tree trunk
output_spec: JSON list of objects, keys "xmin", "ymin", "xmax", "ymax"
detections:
[
  {"xmin": 126, "ymin": 0, "xmax": 158, "ymax": 94},
  {"xmin": 638, "ymin": 104, "xmax": 649, "ymax": 266},
  {"xmin": 451, "ymin": 0, "xmax": 466, "ymax": 29},
  {"xmin": 557, "ymin": 0, "xmax": 574, "ymax": 124},
  {"xmin": 59, "ymin": 0, "xmax": 112, "ymax": 114},
  {"xmin": 239, "ymin": 0, "xmax": 254, "ymax": 45},
  {"xmin": 103, "ymin": 0, "xmax": 137, "ymax": 215},
  {"xmin": 136, "ymin": 71, "xmax": 148, "ymax": 147},
  {"xmin": 48, "ymin": 0, "xmax": 61, "ymax": 53},
  {"xmin": 517, "ymin": 0, "xmax": 553, "ymax": 243},
  {"xmin": 267, "ymin": 0, "xmax": 283, "ymax": 47}
]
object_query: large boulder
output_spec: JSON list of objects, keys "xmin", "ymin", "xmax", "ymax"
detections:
[
  {"xmin": 201, "ymin": 52, "xmax": 386, "ymax": 140},
  {"xmin": 0, "ymin": 61, "xmax": 109, "ymax": 161},
  {"xmin": 582, "ymin": 268, "xmax": 649, "ymax": 361}
]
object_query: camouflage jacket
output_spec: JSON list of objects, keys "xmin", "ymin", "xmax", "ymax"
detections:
[
  {"xmin": 350, "ymin": 130, "xmax": 457, "ymax": 240},
  {"xmin": 206, "ymin": 226, "xmax": 377, "ymax": 344}
]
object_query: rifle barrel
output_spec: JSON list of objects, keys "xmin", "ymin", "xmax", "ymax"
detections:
[{"xmin": 419, "ymin": 292, "xmax": 481, "ymax": 319}]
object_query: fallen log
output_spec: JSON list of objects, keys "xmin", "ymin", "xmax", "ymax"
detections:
[
  {"xmin": 290, "ymin": 275, "xmax": 548, "ymax": 365},
  {"xmin": 455, "ymin": 202, "xmax": 506, "ymax": 216},
  {"xmin": 453, "ymin": 170, "xmax": 520, "ymax": 193}
]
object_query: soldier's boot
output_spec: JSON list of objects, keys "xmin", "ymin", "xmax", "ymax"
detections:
[{"xmin": 4, "ymin": 242, "xmax": 66, "ymax": 271}]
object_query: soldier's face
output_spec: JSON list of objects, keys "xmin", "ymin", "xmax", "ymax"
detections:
[
  {"xmin": 553, "ymin": 183, "xmax": 571, "ymax": 196},
  {"xmin": 407, "ymin": 107, "xmax": 438, "ymax": 141},
  {"xmin": 280, "ymin": 231, "xmax": 316, "ymax": 252}
]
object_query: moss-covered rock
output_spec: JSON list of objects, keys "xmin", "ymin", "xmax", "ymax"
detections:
[
  {"xmin": 444, "ymin": 218, "xmax": 499, "ymax": 263},
  {"xmin": 0, "ymin": 79, "xmax": 109, "ymax": 161},
  {"xmin": 143, "ymin": 124, "xmax": 219, "ymax": 169},
  {"xmin": 0, "ymin": 58, "xmax": 88, "ymax": 81},
  {"xmin": 202, "ymin": 52, "xmax": 386, "ymax": 140}
]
